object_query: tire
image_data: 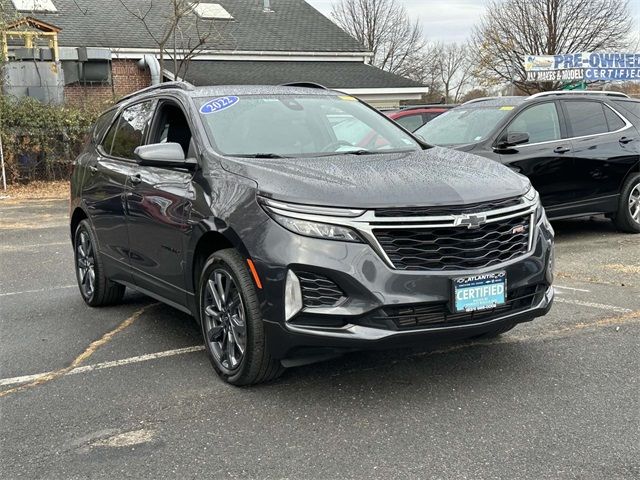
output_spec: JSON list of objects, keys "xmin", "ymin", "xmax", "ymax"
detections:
[
  {"xmin": 198, "ymin": 249, "xmax": 284, "ymax": 386},
  {"xmin": 73, "ymin": 219, "xmax": 125, "ymax": 307},
  {"xmin": 613, "ymin": 173, "xmax": 640, "ymax": 233},
  {"xmin": 472, "ymin": 321, "xmax": 517, "ymax": 340}
]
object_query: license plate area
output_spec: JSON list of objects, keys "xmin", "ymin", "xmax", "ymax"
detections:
[{"xmin": 453, "ymin": 272, "xmax": 506, "ymax": 313}]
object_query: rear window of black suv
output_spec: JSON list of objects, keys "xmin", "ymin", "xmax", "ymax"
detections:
[{"xmin": 612, "ymin": 100, "xmax": 640, "ymax": 122}]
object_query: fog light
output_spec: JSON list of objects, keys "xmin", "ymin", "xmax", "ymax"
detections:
[{"xmin": 284, "ymin": 270, "xmax": 303, "ymax": 322}]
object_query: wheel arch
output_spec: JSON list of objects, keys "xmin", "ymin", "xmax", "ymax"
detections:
[
  {"xmin": 70, "ymin": 206, "xmax": 89, "ymax": 240},
  {"xmin": 187, "ymin": 219, "xmax": 252, "ymax": 300}
]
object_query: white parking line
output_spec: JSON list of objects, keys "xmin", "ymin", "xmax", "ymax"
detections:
[
  {"xmin": 0, "ymin": 241, "xmax": 69, "ymax": 252},
  {"xmin": 554, "ymin": 297, "xmax": 633, "ymax": 313},
  {"xmin": 554, "ymin": 285, "xmax": 591, "ymax": 293},
  {"xmin": 0, "ymin": 345, "xmax": 205, "ymax": 387},
  {"xmin": 0, "ymin": 285, "xmax": 76, "ymax": 297},
  {"xmin": 0, "ymin": 288, "xmax": 635, "ymax": 390}
]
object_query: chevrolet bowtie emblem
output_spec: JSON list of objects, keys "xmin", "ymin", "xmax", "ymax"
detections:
[{"xmin": 455, "ymin": 214, "xmax": 487, "ymax": 229}]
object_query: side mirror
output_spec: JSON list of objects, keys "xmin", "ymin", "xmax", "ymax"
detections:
[
  {"xmin": 507, "ymin": 132, "xmax": 530, "ymax": 146},
  {"xmin": 134, "ymin": 142, "xmax": 195, "ymax": 167},
  {"xmin": 496, "ymin": 132, "xmax": 529, "ymax": 150}
]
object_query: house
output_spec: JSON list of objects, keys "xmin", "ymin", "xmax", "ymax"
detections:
[{"xmin": 1, "ymin": 0, "xmax": 428, "ymax": 107}]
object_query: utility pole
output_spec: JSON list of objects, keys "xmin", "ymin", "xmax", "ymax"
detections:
[{"xmin": 0, "ymin": 134, "xmax": 6, "ymax": 191}]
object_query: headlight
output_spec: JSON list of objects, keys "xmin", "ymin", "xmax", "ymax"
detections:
[
  {"xmin": 524, "ymin": 186, "xmax": 542, "ymax": 221},
  {"xmin": 524, "ymin": 185, "xmax": 539, "ymax": 202},
  {"xmin": 270, "ymin": 213, "xmax": 363, "ymax": 242},
  {"xmin": 540, "ymin": 209, "xmax": 554, "ymax": 237}
]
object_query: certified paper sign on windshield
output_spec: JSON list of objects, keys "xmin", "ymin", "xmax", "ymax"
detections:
[{"xmin": 454, "ymin": 272, "xmax": 506, "ymax": 312}]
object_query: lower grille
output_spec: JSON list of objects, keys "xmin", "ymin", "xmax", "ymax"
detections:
[
  {"xmin": 374, "ymin": 215, "xmax": 531, "ymax": 271},
  {"xmin": 360, "ymin": 284, "xmax": 545, "ymax": 331},
  {"xmin": 296, "ymin": 271, "xmax": 345, "ymax": 308}
]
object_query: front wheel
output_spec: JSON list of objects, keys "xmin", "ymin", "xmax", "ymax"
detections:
[
  {"xmin": 198, "ymin": 249, "xmax": 283, "ymax": 386},
  {"xmin": 613, "ymin": 173, "xmax": 640, "ymax": 233}
]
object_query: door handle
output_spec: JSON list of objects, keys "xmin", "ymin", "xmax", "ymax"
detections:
[
  {"xmin": 619, "ymin": 136, "xmax": 633, "ymax": 144},
  {"xmin": 129, "ymin": 173, "xmax": 142, "ymax": 185},
  {"xmin": 88, "ymin": 165, "xmax": 98, "ymax": 174},
  {"xmin": 553, "ymin": 146, "xmax": 571, "ymax": 154}
]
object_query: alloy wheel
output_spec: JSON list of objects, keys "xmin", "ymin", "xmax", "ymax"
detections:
[
  {"xmin": 76, "ymin": 229, "xmax": 96, "ymax": 299},
  {"xmin": 203, "ymin": 269, "xmax": 247, "ymax": 371},
  {"xmin": 629, "ymin": 183, "xmax": 640, "ymax": 224}
]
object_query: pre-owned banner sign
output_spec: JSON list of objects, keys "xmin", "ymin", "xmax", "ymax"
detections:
[{"xmin": 524, "ymin": 53, "xmax": 640, "ymax": 81}]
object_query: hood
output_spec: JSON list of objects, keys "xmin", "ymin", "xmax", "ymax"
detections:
[{"xmin": 220, "ymin": 147, "xmax": 530, "ymax": 208}]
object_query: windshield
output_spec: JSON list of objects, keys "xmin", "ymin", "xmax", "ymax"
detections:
[
  {"xmin": 414, "ymin": 106, "xmax": 512, "ymax": 146},
  {"xmin": 197, "ymin": 94, "xmax": 420, "ymax": 157}
]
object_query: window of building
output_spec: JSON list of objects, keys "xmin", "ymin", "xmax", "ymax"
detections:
[
  {"xmin": 11, "ymin": 0, "xmax": 57, "ymax": 13},
  {"xmin": 190, "ymin": 2, "xmax": 233, "ymax": 19}
]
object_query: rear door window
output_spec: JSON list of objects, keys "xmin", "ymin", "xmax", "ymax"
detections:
[
  {"xmin": 611, "ymin": 100, "xmax": 640, "ymax": 124},
  {"xmin": 93, "ymin": 110, "xmax": 117, "ymax": 145},
  {"xmin": 106, "ymin": 101, "xmax": 156, "ymax": 160},
  {"xmin": 603, "ymin": 106, "xmax": 625, "ymax": 132},
  {"xmin": 506, "ymin": 102, "xmax": 561, "ymax": 144},
  {"xmin": 563, "ymin": 101, "xmax": 608, "ymax": 137},
  {"xmin": 395, "ymin": 113, "xmax": 424, "ymax": 132},
  {"xmin": 101, "ymin": 118, "xmax": 119, "ymax": 155}
]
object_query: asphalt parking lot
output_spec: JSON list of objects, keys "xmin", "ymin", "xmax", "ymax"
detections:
[{"xmin": 1, "ymin": 198, "xmax": 639, "ymax": 480}]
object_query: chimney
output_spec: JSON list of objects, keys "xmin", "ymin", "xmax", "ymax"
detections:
[{"xmin": 263, "ymin": 0, "xmax": 274, "ymax": 13}]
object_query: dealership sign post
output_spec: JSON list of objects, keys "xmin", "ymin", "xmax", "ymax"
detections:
[{"xmin": 524, "ymin": 53, "xmax": 640, "ymax": 82}]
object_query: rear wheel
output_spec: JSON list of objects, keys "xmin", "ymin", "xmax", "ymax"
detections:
[
  {"xmin": 74, "ymin": 219, "xmax": 125, "ymax": 306},
  {"xmin": 198, "ymin": 249, "xmax": 283, "ymax": 386},
  {"xmin": 613, "ymin": 173, "xmax": 640, "ymax": 233}
]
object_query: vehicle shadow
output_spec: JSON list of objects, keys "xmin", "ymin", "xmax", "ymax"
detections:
[
  {"xmin": 551, "ymin": 215, "xmax": 621, "ymax": 241},
  {"xmin": 129, "ymin": 297, "xmax": 540, "ymax": 393}
]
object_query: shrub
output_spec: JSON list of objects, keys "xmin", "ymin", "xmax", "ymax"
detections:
[{"xmin": 0, "ymin": 96, "xmax": 112, "ymax": 184}]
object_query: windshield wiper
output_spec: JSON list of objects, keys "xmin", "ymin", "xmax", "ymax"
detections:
[
  {"xmin": 230, "ymin": 153, "xmax": 287, "ymax": 159},
  {"xmin": 314, "ymin": 148, "xmax": 418, "ymax": 157}
]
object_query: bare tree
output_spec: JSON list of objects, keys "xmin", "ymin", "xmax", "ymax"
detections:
[
  {"xmin": 331, "ymin": 0, "xmax": 426, "ymax": 79},
  {"xmin": 472, "ymin": 0, "xmax": 633, "ymax": 94},
  {"xmin": 433, "ymin": 43, "xmax": 474, "ymax": 103},
  {"xmin": 118, "ymin": 0, "xmax": 226, "ymax": 80}
]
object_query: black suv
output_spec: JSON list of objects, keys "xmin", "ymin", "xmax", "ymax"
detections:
[
  {"xmin": 414, "ymin": 91, "xmax": 640, "ymax": 233},
  {"xmin": 70, "ymin": 82, "xmax": 554, "ymax": 385}
]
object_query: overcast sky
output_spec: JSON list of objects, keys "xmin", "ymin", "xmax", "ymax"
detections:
[{"xmin": 307, "ymin": 0, "xmax": 640, "ymax": 45}]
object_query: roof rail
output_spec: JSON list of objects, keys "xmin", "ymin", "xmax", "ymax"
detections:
[
  {"xmin": 528, "ymin": 90, "xmax": 629, "ymax": 100},
  {"xmin": 116, "ymin": 81, "xmax": 195, "ymax": 104},
  {"xmin": 278, "ymin": 82, "xmax": 328, "ymax": 90},
  {"xmin": 462, "ymin": 96, "xmax": 503, "ymax": 105},
  {"xmin": 399, "ymin": 104, "xmax": 458, "ymax": 110}
]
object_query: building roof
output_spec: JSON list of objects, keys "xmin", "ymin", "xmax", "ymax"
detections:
[
  {"xmin": 168, "ymin": 61, "xmax": 424, "ymax": 89},
  {"xmin": 5, "ymin": 0, "xmax": 368, "ymax": 53}
]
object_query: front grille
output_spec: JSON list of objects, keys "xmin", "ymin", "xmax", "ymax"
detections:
[
  {"xmin": 296, "ymin": 271, "xmax": 345, "ymax": 308},
  {"xmin": 360, "ymin": 284, "xmax": 545, "ymax": 331},
  {"xmin": 375, "ymin": 197, "xmax": 521, "ymax": 217},
  {"xmin": 374, "ymin": 215, "xmax": 531, "ymax": 271}
]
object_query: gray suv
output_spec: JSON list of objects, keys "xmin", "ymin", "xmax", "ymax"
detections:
[{"xmin": 69, "ymin": 82, "xmax": 555, "ymax": 385}]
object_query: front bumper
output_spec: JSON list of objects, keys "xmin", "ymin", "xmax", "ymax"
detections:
[
  {"xmin": 264, "ymin": 286, "xmax": 553, "ymax": 358},
  {"xmin": 243, "ymin": 206, "xmax": 555, "ymax": 360}
]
